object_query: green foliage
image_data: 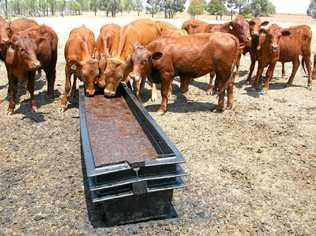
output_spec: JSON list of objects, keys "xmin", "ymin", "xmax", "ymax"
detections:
[
  {"xmin": 207, "ymin": 0, "xmax": 226, "ymax": 15},
  {"xmin": 122, "ymin": 0, "xmax": 135, "ymax": 13},
  {"xmin": 188, "ymin": 0, "xmax": 205, "ymax": 17},
  {"xmin": 162, "ymin": 0, "xmax": 185, "ymax": 18},
  {"xmin": 251, "ymin": 0, "xmax": 276, "ymax": 16},
  {"xmin": 135, "ymin": 0, "xmax": 143, "ymax": 15},
  {"xmin": 146, "ymin": 0, "xmax": 160, "ymax": 17}
]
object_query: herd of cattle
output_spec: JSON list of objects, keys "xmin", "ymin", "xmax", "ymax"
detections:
[{"xmin": 0, "ymin": 16, "xmax": 315, "ymax": 115}]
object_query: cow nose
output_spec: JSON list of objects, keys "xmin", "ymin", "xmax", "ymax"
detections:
[
  {"xmin": 86, "ymin": 88, "xmax": 95, "ymax": 97},
  {"xmin": 104, "ymin": 89, "xmax": 115, "ymax": 97},
  {"xmin": 129, "ymin": 73, "xmax": 141, "ymax": 82},
  {"xmin": 32, "ymin": 61, "xmax": 41, "ymax": 69},
  {"xmin": 272, "ymin": 44, "xmax": 278, "ymax": 52},
  {"xmin": 247, "ymin": 36, "xmax": 252, "ymax": 41}
]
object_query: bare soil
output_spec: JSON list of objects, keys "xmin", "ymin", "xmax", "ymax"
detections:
[{"xmin": 0, "ymin": 15, "xmax": 315, "ymax": 236}]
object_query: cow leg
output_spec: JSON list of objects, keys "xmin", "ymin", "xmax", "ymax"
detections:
[
  {"xmin": 70, "ymin": 75, "xmax": 77, "ymax": 102},
  {"xmin": 304, "ymin": 55, "xmax": 313, "ymax": 89},
  {"xmin": 312, "ymin": 54, "xmax": 316, "ymax": 80},
  {"xmin": 60, "ymin": 66, "xmax": 72, "ymax": 112},
  {"xmin": 133, "ymin": 79, "xmax": 142, "ymax": 101},
  {"xmin": 27, "ymin": 75, "xmax": 37, "ymax": 112},
  {"xmin": 158, "ymin": 76, "xmax": 172, "ymax": 115},
  {"xmin": 216, "ymin": 76, "xmax": 225, "ymax": 112},
  {"xmin": 235, "ymin": 52, "xmax": 241, "ymax": 80},
  {"xmin": 263, "ymin": 63, "xmax": 276, "ymax": 92},
  {"xmin": 46, "ymin": 66, "xmax": 56, "ymax": 99},
  {"xmin": 253, "ymin": 63, "xmax": 264, "ymax": 88},
  {"xmin": 151, "ymin": 82, "xmax": 158, "ymax": 102},
  {"xmin": 281, "ymin": 62, "xmax": 286, "ymax": 79},
  {"xmin": 226, "ymin": 77, "xmax": 234, "ymax": 110},
  {"xmin": 180, "ymin": 76, "xmax": 190, "ymax": 94},
  {"xmin": 246, "ymin": 56, "xmax": 256, "ymax": 83},
  {"xmin": 7, "ymin": 75, "xmax": 18, "ymax": 115},
  {"xmin": 206, "ymin": 72, "xmax": 216, "ymax": 95},
  {"xmin": 287, "ymin": 59, "xmax": 299, "ymax": 87}
]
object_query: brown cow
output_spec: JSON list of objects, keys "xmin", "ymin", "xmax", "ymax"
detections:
[
  {"xmin": 0, "ymin": 16, "xmax": 9, "ymax": 58},
  {"xmin": 245, "ymin": 17, "xmax": 269, "ymax": 82},
  {"xmin": 182, "ymin": 19, "xmax": 210, "ymax": 34},
  {"xmin": 278, "ymin": 25, "xmax": 313, "ymax": 89},
  {"xmin": 129, "ymin": 33, "xmax": 239, "ymax": 114},
  {"xmin": 61, "ymin": 25, "xmax": 99, "ymax": 112},
  {"xmin": 4, "ymin": 24, "xmax": 58, "ymax": 114},
  {"xmin": 95, "ymin": 23, "xmax": 121, "ymax": 88},
  {"xmin": 252, "ymin": 24, "xmax": 291, "ymax": 91},
  {"xmin": 156, "ymin": 20, "xmax": 187, "ymax": 37},
  {"xmin": 102, "ymin": 19, "xmax": 161, "ymax": 98},
  {"xmin": 313, "ymin": 54, "xmax": 316, "ymax": 80}
]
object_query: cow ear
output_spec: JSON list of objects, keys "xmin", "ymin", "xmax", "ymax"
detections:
[
  {"xmin": 281, "ymin": 30, "xmax": 291, "ymax": 37},
  {"xmin": 133, "ymin": 42, "xmax": 142, "ymax": 50},
  {"xmin": 228, "ymin": 22, "xmax": 234, "ymax": 31},
  {"xmin": 152, "ymin": 52, "xmax": 163, "ymax": 60},
  {"xmin": 248, "ymin": 20, "xmax": 255, "ymax": 27},
  {"xmin": 261, "ymin": 21, "xmax": 269, "ymax": 27}
]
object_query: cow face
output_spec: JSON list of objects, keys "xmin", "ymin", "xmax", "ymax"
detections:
[
  {"xmin": 248, "ymin": 18, "xmax": 269, "ymax": 38},
  {"xmin": 81, "ymin": 59, "xmax": 99, "ymax": 96},
  {"xmin": 0, "ymin": 18, "xmax": 11, "ymax": 54},
  {"xmin": 129, "ymin": 45, "xmax": 152, "ymax": 83},
  {"xmin": 7, "ymin": 36, "xmax": 40, "ymax": 71},
  {"xmin": 229, "ymin": 16, "xmax": 251, "ymax": 44},
  {"xmin": 102, "ymin": 57, "xmax": 127, "ymax": 97},
  {"xmin": 96, "ymin": 52, "xmax": 110, "ymax": 89},
  {"xmin": 258, "ymin": 24, "xmax": 291, "ymax": 53}
]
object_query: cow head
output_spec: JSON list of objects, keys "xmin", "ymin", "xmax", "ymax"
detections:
[
  {"xmin": 95, "ymin": 52, "xmax": 110, "ymax": 89},
  {"xmin": 102, "ymin": 57, "xmax": 129, "ymax": 97},
  {"xmin": 129, "ymin": 44, "xmax": 153, "ymax": 83},
  {"xmin": 76, "ymin": 59, "xmax": 99, "ymax": 96},
  {"xmin": 257, "ymin": 24, "xmax": 291, "ymax": 53},
  {"xmin": 6, "ymin": 35, "xmax": 40, "ymax": 70},
  {"xmin": 229, "ymin": 16, "xmax": 251, "ymax": 44},
  {"xmin": 248, "ymin": 17, "xmax": 269, "ymax": 38}
]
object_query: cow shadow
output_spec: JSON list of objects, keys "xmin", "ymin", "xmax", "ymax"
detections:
[
  {"xmin": 0, "ymin": 83, "xmax": 7, "ymax": 91},
  {"xmin": 12, "ymin": 89, "xmax": 61, "ymax": 122},
  {"xmin": 146, "ymin": 85, "xmax": 217, "ymax": 113}
]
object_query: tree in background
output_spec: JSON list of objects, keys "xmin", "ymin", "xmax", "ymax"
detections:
[
  {"xmin": 161, "ymin": 0, "xmax": 185, "ymax": 18},
  {"xmin": 122, "ymin": 0, "xmax": 135, "ymax": 13},
  {"xmin": 250, "ymin": 0, "xmax": 275, "ymax": 16},
  {"xmin": 135, "ymin": 0, "xmax": 143, "ymax": 16},
  {"xmin": 307, "ymin": 0, "xmax": 316, "ymax": 17},
  {"xmin": 188, "ymin": 0, "xmax": 205, "ymax": 18},
  {"xmin": 146, "ymin": 0, "xmax": 160, "ymax": 18},
  {"xmin": 207, "ymin": 0, "xmax": 226, "ymax": 20}
]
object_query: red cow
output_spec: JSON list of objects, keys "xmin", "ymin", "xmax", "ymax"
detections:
[
  {"xmin": 4, "ymin": 24, "xmax": 58, "ymax": 114},
  {"xmin": 129, "ymin": 33, "xmax": 239, "ymax": 114}
]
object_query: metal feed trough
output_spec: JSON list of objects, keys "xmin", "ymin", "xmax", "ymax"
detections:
[{"xmin": 79, "ymin": 84, "xmax": 186, "ymax": 226}]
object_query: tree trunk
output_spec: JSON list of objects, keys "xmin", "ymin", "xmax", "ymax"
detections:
[{"xmin": 5, "ymin": 0, "xmax": 8, "ymax": 18}]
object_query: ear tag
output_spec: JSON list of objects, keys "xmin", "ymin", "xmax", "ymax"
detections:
[{"xmin": 71, "ymin": 64, "xmax": 77, "ymax": 71}]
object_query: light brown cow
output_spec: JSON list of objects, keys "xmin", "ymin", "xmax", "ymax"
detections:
[
  {"xmin": 181, "ymin": 19, "xmax": 210, "ymax": 34},
  {"xmin": 102, "ymin": 19, "xmax": 161, "ymax": 98},
  {"xmin": 95, "ymin": 23, "xmax": 121, "ymax": 88},
  {"xmin": 61, "ymin": 26, "xmax": 99, "ymax": 112}
]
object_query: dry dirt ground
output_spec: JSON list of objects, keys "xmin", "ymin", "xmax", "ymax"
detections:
[{"xmin": 0, "ymin": 15, "xmax": 316, "ymax": 235}]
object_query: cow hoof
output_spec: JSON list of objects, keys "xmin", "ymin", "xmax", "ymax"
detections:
[
  {"xmin": 307, "ymin": 85, "xmax": 312, "ymax": 91},
  {"xmin": 157, "ymin": 109, "xmax": 166, "ymax": 115},
  {"xmin": 32, "ymin": 106, "xmax": 38, "ymax": 112},
  {"xmin": 258, "ymin": 90, "xmax": 265, "ymax": 96},
  {"xmin": 59, "ymin": 106, "xmax": 67, "ymax": 113},
  {"xmin": 151, "ymin": 96, "xmax": 157, "ymax": 102},
  {"xmin": 7, "ymin": 110, "xmax": 14, "ymax": 115}
]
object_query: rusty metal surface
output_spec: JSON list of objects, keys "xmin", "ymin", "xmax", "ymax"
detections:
[{"xmin": 84, "ymin": 94, "xmax": 157, "ymax": 167}]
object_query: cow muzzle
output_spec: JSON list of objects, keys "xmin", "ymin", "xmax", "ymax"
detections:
[
  {"xmin": 31, "ymin": 61, "xmax": 41, "ymax": 70},
  {"xmin": 129, "ymin": 73, "xmax": 142, "ymax": 82},
  {"xmin": 85, "ymin": 88, "xmax": 95, "ymax": 97},
  {"xmin": 104, "ymin": 89, "xmax": 115, "ymax": 97},
  {"xmin": 272, "ymin": 44, "xmax": 278, "ymax": 52}
]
